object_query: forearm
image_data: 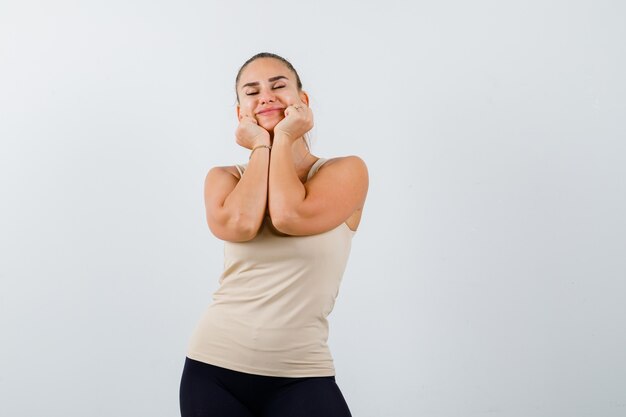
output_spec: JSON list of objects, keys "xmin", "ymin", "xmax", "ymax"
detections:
[
  {"xmin": 223, "ymin": 147, "xmax": 270, "ymax": 233},
  {"xmin": 268, "ymin": 135, "xmax": 306, "ymax": 225}
]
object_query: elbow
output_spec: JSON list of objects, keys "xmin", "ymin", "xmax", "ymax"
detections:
[
  {"xmin": 208, "ymin": 213, "xmax": 261, "ymax": 242},
  {"xmin": 236, "ymin": 223, "xmax": 260, "ymax": 241},
  {"xmin": 269, "ymin": 209, "xmax": 299, "ymax": 235},
  {"xmin": 229, "ymin": 214, "xmax": 261, "ymax": 241}
]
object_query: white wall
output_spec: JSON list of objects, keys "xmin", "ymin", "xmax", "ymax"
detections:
[{"xmin": 1, "ymin": 1, "xmax": 625, "ymax": 416}]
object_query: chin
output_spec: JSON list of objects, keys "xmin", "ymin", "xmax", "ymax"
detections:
[{"xmin": 260, "ymin": 121, "xmax": 279, "ymax": 133}]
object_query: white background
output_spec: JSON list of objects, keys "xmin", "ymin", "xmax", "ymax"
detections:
[{"xmin": 1, "ymin": 1, "xmax": 625, "ymax": 416}]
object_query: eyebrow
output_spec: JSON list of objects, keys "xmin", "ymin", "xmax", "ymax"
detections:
[{"xmin": 241, "ymin": 75, "xmax": 289, "ymax": 90}]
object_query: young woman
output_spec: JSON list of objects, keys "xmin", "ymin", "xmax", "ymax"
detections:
[{"xmin": 180, "ymin": 52, "xmax": 368, "ymax": 417}]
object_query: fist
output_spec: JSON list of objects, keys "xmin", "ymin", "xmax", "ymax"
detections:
[
  {"xmin": 235, "ymin": 114, "xmax": 270, "ymax": 149},
  {"xmin": 274, "ymin": 104, "xmax": 313, "ymax": 140}
]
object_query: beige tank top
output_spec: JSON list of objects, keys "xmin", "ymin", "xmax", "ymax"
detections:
[{"xmin": 186, "ymin": 158, "xmax": 356, "ymax": 377}]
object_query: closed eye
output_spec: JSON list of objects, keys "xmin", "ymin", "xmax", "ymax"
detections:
[{"xmin": 245, "ymin": 85, "xmax": 284, "ymax": 96}]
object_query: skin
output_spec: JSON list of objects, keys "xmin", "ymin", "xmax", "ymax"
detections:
[{"xmin": 204, "ymin": 57, "xmax": 369, "ymax": 241}]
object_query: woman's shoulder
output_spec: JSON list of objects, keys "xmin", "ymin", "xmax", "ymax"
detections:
[
  {"xmin": 316, "ymin": 155, "xmax": 368, "ymax": 175},
  {"xmin": 205, "ymin": 164, "xmax": 245, "ymax": 182}
]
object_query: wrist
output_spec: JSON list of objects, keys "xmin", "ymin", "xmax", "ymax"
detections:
[
  {"xmin": 272, "ymin": 132, "xmax": 296, "ymax": 146},
  {"xmin": 249, "ymin": 144, "xmax": 271, "ymax": 159},
  {"xmin": 251, "ymin": 136, "xmax": 270, "ymax": 148}
]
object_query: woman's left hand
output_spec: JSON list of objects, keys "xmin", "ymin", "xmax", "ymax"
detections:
[{"xmin": 273, "ymin": 103, "xmax": 314, "ymax": 141}]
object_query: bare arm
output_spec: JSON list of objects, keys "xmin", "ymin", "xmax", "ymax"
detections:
[
  {"xmin": 204, "ymin": 114, "xmax": 271, "ymax": 242},
  {"xmin": 269, "ymin": 134, "xmax": 369, "ymax": 236},
  {"xmin": 204, "ymin": 149, "xmax": 269, "ymax": 242}
]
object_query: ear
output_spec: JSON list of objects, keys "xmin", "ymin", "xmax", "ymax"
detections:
[
  {"xmin": 236, "ymin": 105, "xmax": 242, "ymax": 121},
  {"xmin": 300, "ymin": 90, "xmax": 310, "ymax": 106}
]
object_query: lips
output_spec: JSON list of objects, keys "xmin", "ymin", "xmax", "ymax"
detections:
[{"xmin": 257, "ymin": 107, "xmax": 284, "ymax": 116}]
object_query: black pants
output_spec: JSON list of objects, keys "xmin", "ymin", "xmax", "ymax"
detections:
[{"xmin": 179, "ymin": 357, "xmax": 353, "ymax": 417}]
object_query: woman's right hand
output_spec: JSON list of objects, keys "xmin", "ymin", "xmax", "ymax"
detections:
[{"xmin": 235, "ymin": 114, "xmax": 270, "ymax": 149}]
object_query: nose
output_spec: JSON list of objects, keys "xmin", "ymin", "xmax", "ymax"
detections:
[{"xmin": 258, "ymin": 89, "xmax": 276, "ymax": 104}]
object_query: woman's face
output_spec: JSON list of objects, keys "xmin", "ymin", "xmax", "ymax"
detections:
[{"xmin": 236, "ymin": 58, "xmax": 308, "ymax": 133}]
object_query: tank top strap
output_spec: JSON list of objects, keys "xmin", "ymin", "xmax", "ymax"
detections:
[
  {"xmin": 306, "ymin": 157, "xmax": 328, "ymax": 181},
  {"xmin": 235, "ymin": 163, "xmax": 248, "ymax": 177}
]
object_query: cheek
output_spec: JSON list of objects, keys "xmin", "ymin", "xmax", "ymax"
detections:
[
  {"xmin": 283, "ymin": 91, "xmax": 299, "ymax": 103},
  {"xmin": 238, "ymin": 102, "xmax": 254, "ymax": 117}
]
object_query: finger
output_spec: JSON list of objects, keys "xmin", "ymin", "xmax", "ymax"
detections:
[
  {"xmin": 285, "ymin": 105, "xmax": 301, "ymax": 116},
  {"xmin": 243, "ymin": 114, "xmax": 258, "ymax": 124}
]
